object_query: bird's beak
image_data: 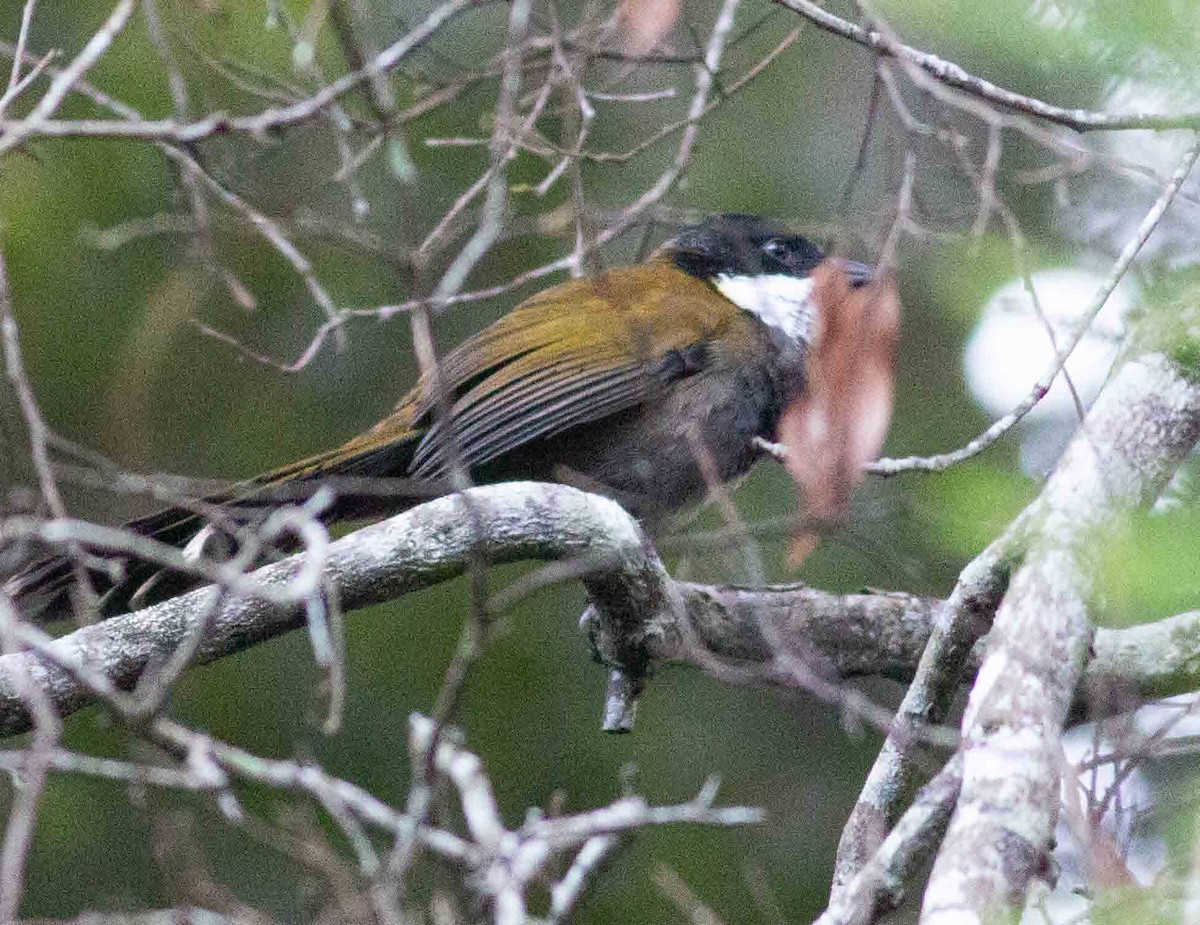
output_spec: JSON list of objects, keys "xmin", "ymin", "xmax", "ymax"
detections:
[{"xmin": 839, "ymin": 259, "xmax": 874, "ymax": 287}]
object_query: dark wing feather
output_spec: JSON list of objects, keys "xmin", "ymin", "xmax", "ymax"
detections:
[
  {"xmin": 419, "ymin": 366, "xmax": 649, "ymax": 476},
  {"xmin": 402, "ymin": 262, "xmax": 729, "ymax": 477}
]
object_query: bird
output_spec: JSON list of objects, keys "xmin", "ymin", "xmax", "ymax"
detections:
[{"xmin": 7, "ymin": 213, "xmax": 872, "ymax": 621}]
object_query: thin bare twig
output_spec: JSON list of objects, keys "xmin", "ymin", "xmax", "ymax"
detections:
[
  {"xmin": 158, "ymin": 146, "xmax": 349, "ymax": 354},
  {"xmin": 869, "ymin": 134, "xmax": 1200, "ymax": 475},
  {"xmin": 1, "ymin": 0, "xmax": 36, "ymax": 95},
  {"xmin": 0, "ymin": 0, "xmax": 493, "ymax": 149},
  {"xmin": 0, "ymin": 237, "xmax": 103, "ymax": 619},
  {"xmin": 0, "ymin": 0, "xmax": 42, "ymax": 116},
  {"xmin": 0, "ymin": 593, "xmax": 60, "ymax": 922},
  {"xmin": 773, "ymin": 0, "xmax": 1200, "ymax": 131},
  {"xmin": 20, "ymin": 0, "xmax": 133, "ymax": 125}
]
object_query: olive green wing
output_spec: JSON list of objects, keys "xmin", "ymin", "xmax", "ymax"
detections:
[{"xmin": 398, "ymin": 265, "xmax": 730, "ymax": 479}]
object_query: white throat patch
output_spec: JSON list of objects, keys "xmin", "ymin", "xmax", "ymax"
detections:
[{"xmin": 714, "ymin": 273, "xmax": 816, "ymax": 344}]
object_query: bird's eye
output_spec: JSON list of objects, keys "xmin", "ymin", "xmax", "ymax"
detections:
[{"xmin": 762, "ymin": 238, "xmax": 790, "ymax": 261}]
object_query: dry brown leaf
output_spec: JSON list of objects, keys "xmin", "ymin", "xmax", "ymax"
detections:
[
  {"xmin": 617, "ymin": 0, "xmax": 682, "ymax": 55},
  {"xmin": 779, "ymin": 262, "xmax": 901, "ymax": 564}
]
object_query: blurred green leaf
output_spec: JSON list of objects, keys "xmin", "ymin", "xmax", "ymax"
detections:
[{"xmin": 1096, "ymin": 506, "xmax": 1200, "ymax": 627}]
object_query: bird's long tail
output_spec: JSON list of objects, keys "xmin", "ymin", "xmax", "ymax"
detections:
[{"xmin": 5, "ymin": 429, "xmax": 429, "ymax": 623}]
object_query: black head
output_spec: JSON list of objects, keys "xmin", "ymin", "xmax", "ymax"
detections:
[
  {"xmin": 664, "ymin": 214, "xmax": 826, "ymax": 281},
  {"xmin": 663, "ymin": 213, "xmax": 872, "ymax": 285},
  {"xmin": 659, "ymin": 214, "xmax": 873, "ymax": 347}
]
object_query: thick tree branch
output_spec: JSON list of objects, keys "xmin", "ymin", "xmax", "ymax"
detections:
[
  {"xmin": 3, "ymin": 489, "xmax": 1200, "ymax": 739},
  {"xmin": 817, "ymin": 754, "xmax": 964, "ymax": 925},
  {"xmin": 921, "ymin": 346, "xmax": 1200, "ymax": 921},
  {"xmin": 0, "ymin": 483, "xmax": 679, "ymax": 736},
  {"xmin": 829, "ymin": 531, "xmax": 1017, "ymax": 895}
]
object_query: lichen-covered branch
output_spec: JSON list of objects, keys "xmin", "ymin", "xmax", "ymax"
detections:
[
  {"xmin": 0, "ymin": 482, "xmax": 678, "ymax": 736},
  {"xmin": 921, "ymin": 346, "xmax": 1200, "ymax": 922},
  {"xmin": 829, "ymin": 531, "xmax": 1017, "ymax": 896},
  {"xmin": 817, "ymin": 754, "xmax": 964, "ymax": 925},
  {"xmin": 4, "ymin": 488, "xmax": 1200, "ymax": 740}
]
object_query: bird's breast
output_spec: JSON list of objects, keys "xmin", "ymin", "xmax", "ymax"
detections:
[{"xmin": 517, "ymin": 355, "xmax": 787, "ymax": 522}]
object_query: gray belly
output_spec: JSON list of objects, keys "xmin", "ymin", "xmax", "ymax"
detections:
[{"xmin": 501, "ymin": 365, "xmax": 784, "ymax": 522}]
